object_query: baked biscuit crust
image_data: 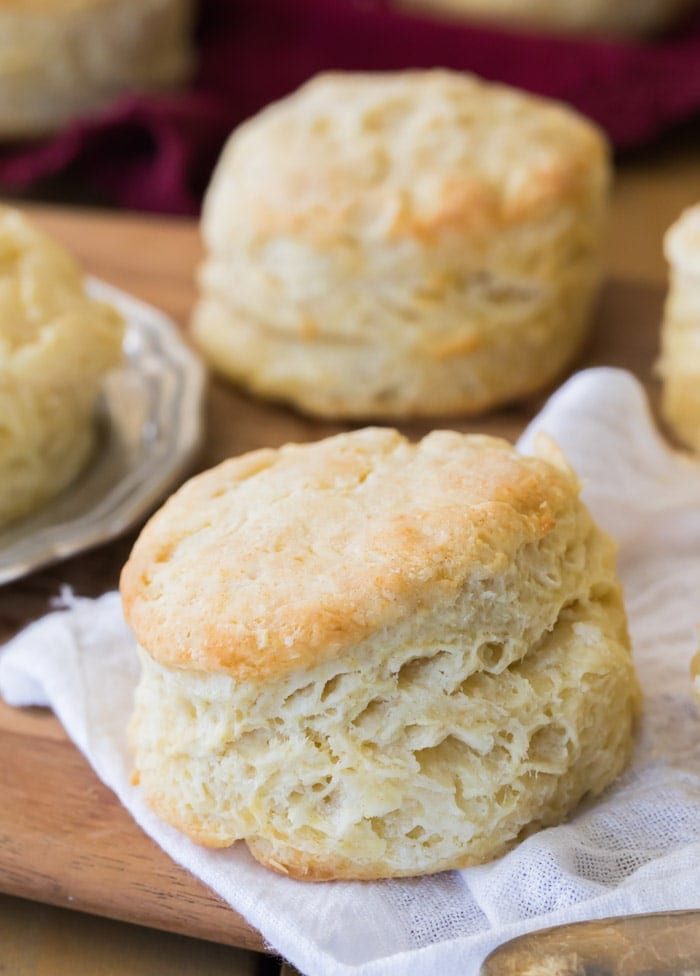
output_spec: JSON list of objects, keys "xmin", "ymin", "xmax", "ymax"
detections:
[
  {"xmin": 123, "ymin": 428, "xmax": 584, "ymax": 681},
  {"xmin": 193, "ymin": 70, "xmax": 610, "ymax": 419}
]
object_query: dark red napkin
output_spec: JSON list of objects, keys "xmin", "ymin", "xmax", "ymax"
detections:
[{"xmin": 2, "ymin": 0, "xmax": 699, "ymax": 215}]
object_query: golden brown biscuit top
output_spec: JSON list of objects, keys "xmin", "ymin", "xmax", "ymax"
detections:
[
  {"xmin": 203, "ymin": 70, "xmax": 609, "ymax": 253},
  {"xmin": 121, "ymin": 428, "xmax": 581, "ymax": 682}
]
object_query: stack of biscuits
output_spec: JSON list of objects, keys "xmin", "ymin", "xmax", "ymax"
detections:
[{"xmin": 113, "ymin": 68, "xmax": 648, "ymax": 882}]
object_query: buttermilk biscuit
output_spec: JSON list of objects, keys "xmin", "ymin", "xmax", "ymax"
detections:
[
  {"xmin": 122, "ymin": 428, "xmax": 639, "ymax": 881},
  {"xmin": 0, "ymin": 0, "xmax": 194, "ymax": 138},
  {"xmin": 0, "ymin": 207, "xmax": 124, "ymax": 528},
  {"xmin": 658, "ymin": 205, "xmax": 700, "ymax": 453},
  {"xmin": 396, "ymin": 0, "xmax": 696, "ymax": 35},
  {"xmin": 193, "ymin": 71, "xmax": 610, "ymax": 420}
]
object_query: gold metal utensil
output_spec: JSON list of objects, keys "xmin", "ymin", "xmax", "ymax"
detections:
[{"xmin": 480, "ymin": 910, "xmax": 700, "ymax": 975}]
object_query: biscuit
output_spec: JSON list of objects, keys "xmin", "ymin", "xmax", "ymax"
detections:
[
  {"xmin": 193, "ymin": 70, "xmax": 610, "ymax": 420},
  {"xmin": 0, "ymin": 0, "xmax": 194, "ymax": 138},
  {"xmin": 122, "ymin": 427, "xmax": 639, "ymax": 880},
  {"xmin": 0, "ymin": 207, "xmax": 124, "ymax": 528},
  {"xmin": 395, "ymin": 0, "xmax": 696, "ymax": 35},
  {"xmin": 658, "ymin": 204, "xmax": 700, "ymax": 453}
]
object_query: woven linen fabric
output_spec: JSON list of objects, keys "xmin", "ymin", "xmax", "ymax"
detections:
[
  {"xmin": 1, "ymin": 367, "xmax": 700, "ymax": 976},
  {"xmin": 1, "ymin": 0, "xmax": 700, "ymax": 213}
]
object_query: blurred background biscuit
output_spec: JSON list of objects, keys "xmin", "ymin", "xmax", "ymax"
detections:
[
  {"xmin": 658, "ymin": 204, "xmax": 700, "ymax": 452},
  {"xmin": 122, "ymin": 427, "xmax": 639, "ymax": 881},
  {"xmin": 0, "ymin": 207, "xmax": 124, "ymax": 528},
  {"xmin": 193, "ymin": 70, "xmax": 611, "ymax": 419},
  {"xmin": 395, "ymin": 0, "xmax": 697, "ymax": 35},
  {"xmin": 0, "ymin": 0, "xmax": 194, "ymax": 138}
]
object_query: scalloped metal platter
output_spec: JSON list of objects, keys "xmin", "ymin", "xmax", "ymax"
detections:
[{"xmin": 0, "ymin": 278, "xmax": 206, "ymax": 585}]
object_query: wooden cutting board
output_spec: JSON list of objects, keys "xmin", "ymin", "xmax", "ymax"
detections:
[{"xmin": 0, "ymin": 200, "xmax": 680, "ymax": 952}]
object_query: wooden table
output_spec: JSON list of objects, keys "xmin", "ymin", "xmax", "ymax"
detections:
[{"xmin": 1, "ymin": 132, "xmax": 700, "ymax": 971}]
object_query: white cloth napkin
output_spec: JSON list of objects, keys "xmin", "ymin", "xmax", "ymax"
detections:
[{"xmin": 2, "ymin": 367, "xmax": 700, "ymax": 976}]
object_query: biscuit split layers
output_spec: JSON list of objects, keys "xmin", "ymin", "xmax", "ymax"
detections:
[
  {"xmin": 0, "ymin": 207, "xmax": 124, "ymax": 528},
  {"xmin": 658, "ymin": 204, "xmax": 700, "ymax": 453},
  {"xmin": 193, "ymin": 70, "xmax": 611, "ymax": 420},
  {"xmin": 122, "ymin": 427, "xmax": 640, "ymax": 881},
  {"xmin": 0, "ymin": 0, "xmax": 193, "ymax": 138}
]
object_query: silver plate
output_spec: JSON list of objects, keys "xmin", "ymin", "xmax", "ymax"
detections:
[{"xmin": 0, "ymin": 278, "xmax": 206, "ymax": 585}]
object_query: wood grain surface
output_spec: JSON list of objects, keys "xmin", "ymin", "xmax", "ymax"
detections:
[{"xmin": 0, "ymin": 141, "xmax": 698, "ymax": 954}]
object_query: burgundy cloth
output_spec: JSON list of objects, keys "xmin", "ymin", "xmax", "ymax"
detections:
[{"xmin": 2, "ymin": 0, "xmax": 700, "ymax": 214}]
